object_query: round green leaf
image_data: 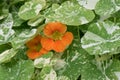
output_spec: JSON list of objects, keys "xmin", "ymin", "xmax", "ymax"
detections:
[
  {"xmin": 0, "ymin": 60, "xmax": 34, "ymax": 80},
  {"xmin": 12, "ymin": 12, "xmax": 25, "ymax": 27},
  {"xmin": 18, "ymin": 0, "xmax": 46, "ymax": 20},
  {"xmin": 45, "ymin": 1, "xmax": 95, "ymax": 25},
  {"xmin": 77, "ymin": 0, "xmax": 99, "ymax": 10},
  {"xmin": 0, "ymin": 49, "xmax": 17, "ymax": 64},
  {"xmin": 0, "ymin": 14, "xmax": 15, "ymax": 45},
  {"xmin": 95, "ymin": 0, "xmax": 120, "ymax": 16},
  {"xmin": 28, "ymin": 15, "xmax": 44, "ymax": 26},
  {"xmin": 81, "ymin": 21, "xmax": 120, "ymax": 55}
]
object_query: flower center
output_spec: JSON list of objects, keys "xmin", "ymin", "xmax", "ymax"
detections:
[
  {"xmin": 36, "ymin": 44, "xmax": 42, "ymax": 51},
  {"xmin": 52, "ymin": 31, "xmax": 63, "ymax": 40}
]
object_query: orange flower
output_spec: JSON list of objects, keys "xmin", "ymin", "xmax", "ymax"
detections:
[
  {"xmin": 41, "ymin": 22, "xmax": 73, "ymax": 52},
  {"xmin": 41, "ymin": 37, "xmax": 54, "ymax": 50},
  {"xmin": 26, "ymin": 49, "xmax": 42, "ymax": 59},
  {"xmin": 44, "ymin": 22, "xmax": 67, "ymax": 38},
  {"xmin": 26, "ymin": 35, "xmax": 48, "ymax": 59}
]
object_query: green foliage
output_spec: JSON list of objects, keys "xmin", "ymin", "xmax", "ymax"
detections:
[
  {"xmin": 0, "ymin": 49, "xmax": 17, "ymax": 64},
  {"xmin": 77, "ymin": 0, "xmax": 99, "ymax": 10},
  {"xmin": 18, "ymin": 0, "xmax": 46, "ymax": 20},
  {"xmin": 95, "ymin": 0, "xmax": 118, "ymax": 16},
  {"xmin": 81, "ymin": 21, "xmax": 120, "ymax": 55},
  {"xmin": 34, "ymin": 52, "xmax": 53, "ymax": 68},
  {"xmin": 105, "ymin": 59, "xmax": 120, "ymax": 80},
  {"xmin": 0, "ymin": 60, "xmax": 34, "ymax": 80},
  {"xmin": 0, "ymin": 14, "xmax": 14, "ymax": 45},
  {"xmin": 28, "ymin": 14, "xmax": 45, "ymax": 26},
  {"xmin": 0, "ymin": 0, "xmax": 9, "ymax": 20},
  {"xmin": 39, "ymin": 66, "xmax": 57, "ymax": 80},
  {"xmin": 10, "ymin": 28, "xmax": 36, "ymax": 49},
  {"xmin": 0, "ymin": 0, "xmax": 120, "ymax": 80},
  {"xmin": 45, "ymin": 1, "xmax": 95, "ymax": 25},
  {"xmin": 115, "ymin": 0, "xmax": 120, "ymax": 6}
]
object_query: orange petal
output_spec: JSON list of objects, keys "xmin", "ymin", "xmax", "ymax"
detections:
[
  {"xmin": 26, "ymin": 42, "xmax": 37, "ymax": 49},
  {"xmin": 26, "ymin": 39, "xmax": 36, "ymax": 49},
  {"xmin": 33, "ymin": 35, "xmax": 42, "ymax": 42},
  {"xmin": 41, "ymin": 37, "xmax": 54, "ymax": 50},
  {"xmin": 26, "ymin": 35, "xmax": 41, "ymax": 49},
  {"xmin": 53, "ymin": 40, "xmax": 66, "ymax": 52},
  {"xmin": 39, "ymin": 48, "xmax": 49, "ymax": 54},
  {"xmin": 44, "ymin": 22, "xmax": 67, "ymax": 37},
  {"xmin": 26, "ymin": 49, "xmax": 42, "ymax": 59},
  {"xmin": 62, "ymin": 32, "xmax": 73, "ymax": 46}
]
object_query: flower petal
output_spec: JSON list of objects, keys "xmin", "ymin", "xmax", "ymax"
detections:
[
  {"xmin": 62, "ymin": 32, "xmax": 74, "ymax": 46},
  {"xmin": 26, "ymin": 35, "xmax": 41, "ymax": 49},
  {"xmin": 26, "ymin": 49, "xmax": 42, "ymax": 59},
  {"xmin": 41, "ymin": 37, "xmax": 54, "ymax": 50},
  {"xmin": 44, "ymin": 22, "xmax": 67, "ymax": 37},
  {"xmin": 33, "ymin": 34, "xmax": 42, "ymax": 41},
  {"xmin": 53, "ymin": 40, "xmax": 66, "ymax": 52},
  {"xmin": 39, "ymin": 48, "xmax": 49, "ymax": 54}
]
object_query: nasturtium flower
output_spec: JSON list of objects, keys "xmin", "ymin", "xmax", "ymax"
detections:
[
  {"xmin": 26, "ymin": 35, "xmax": 41, "ymax": 50},
  {"xmin": 41, "ymin": 22, "xmax": 73, "ymax": 52},
  {"xmin": 26, "ymin": 35, "xmax": 48, "ymax": 59}
]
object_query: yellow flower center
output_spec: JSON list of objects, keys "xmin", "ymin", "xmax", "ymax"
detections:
[{"xmin": 52, "ymin": 31, "xmax": 63, "ymax": 40}]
